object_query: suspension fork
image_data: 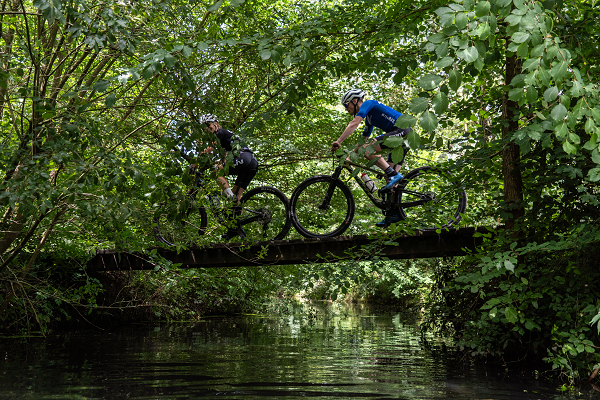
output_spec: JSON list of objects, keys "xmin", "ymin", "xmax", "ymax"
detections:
[{"xmin": 319, "ymin": 166, "xmax": 343, "ymax": 209}]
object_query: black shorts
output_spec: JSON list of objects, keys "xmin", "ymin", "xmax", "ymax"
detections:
[
  {"xmin": 227, "ymin": 150, "xmax": 258, "ymax": 190},
  {"xmin": 375, "ymin": 127, "xmax": 411, "ymax": 150}
]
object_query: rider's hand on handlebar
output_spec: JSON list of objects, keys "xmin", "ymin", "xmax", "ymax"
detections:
[{"xmin": 330, "ymin": 141, "xmax": 341, "ymax": 152}]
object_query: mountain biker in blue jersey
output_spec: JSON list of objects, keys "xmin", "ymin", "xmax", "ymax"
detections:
[
  {"xmin": 330, "ymin": 89, "xmax": 411, "ymax": 227},
  {"xmin": 199, "ymin": 114, "xmax": 258, "ymax": 239}
]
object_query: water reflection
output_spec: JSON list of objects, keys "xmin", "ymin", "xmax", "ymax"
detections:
[{"xmin": 0, "ymin": 302, "xmax": 589, "ymax": 399}]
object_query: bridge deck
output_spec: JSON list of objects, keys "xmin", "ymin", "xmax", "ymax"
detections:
[{"xmin": 87, "ymin": 227, "xmax": 493, "ymax": 271}]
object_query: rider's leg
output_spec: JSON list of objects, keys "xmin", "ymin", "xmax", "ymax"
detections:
[
  {"xmin": 222, "ymin": 153, "xmax": 258, "ymax": 239},
  {"xmin": 365, "ymin": 143, "xmax": 403, "ymax": 192},
  {"xmin": 214, "ymin": 164, "xmax": 236, "ymax": 199}
]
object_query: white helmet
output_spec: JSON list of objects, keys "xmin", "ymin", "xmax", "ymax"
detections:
[
  {"xmin": 199, "ymin": 114, "xmax": 218, "ymax": 124},
  {"xmin": 341, "ymin": 89, "xmax": 365, "ymax": 107}
]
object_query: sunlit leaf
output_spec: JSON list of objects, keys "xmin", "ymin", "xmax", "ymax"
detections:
[
  {"xmin": 418, "ymin": 74, "xmax": 443, "ymax": 91},
  {"xmin": 419, "ymin": 111, "xmax": 438, "ymax": 132}
]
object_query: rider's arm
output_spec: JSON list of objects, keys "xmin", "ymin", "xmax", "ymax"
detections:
[{"xmin": 331, "ymin": 116, "xmax": 363, "ymax": 150}]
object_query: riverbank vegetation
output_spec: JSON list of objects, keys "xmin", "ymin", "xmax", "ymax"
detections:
[{"xmin": 2, "ymin": 0, "xmax": 600, "ymax": 385}]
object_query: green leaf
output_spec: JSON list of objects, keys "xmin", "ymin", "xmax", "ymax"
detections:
[
  {"xmin": 591, "ymin": 108, "xmax": 600, "ymax": 124},
  {"xmin": 440, "ymin": 12, "xmax": 455, "ymax": 27},
  {"xmin": 434, "ymin": 6, "xmax": 454, "ymax": 17},
  {"xmin": 522, "ymin": 58, "xmax": 540, "ymax": 71},
  {"xmin": 182, "ymin": 46, "xmax": 192, "ymax": 58},
  {"xmin": 428, "ymin": 33, "xmax": 446, "ymax": 44},
  {"xmin": 474, "ymin": 22, "xmax": 491, "ymax": 39},
  {"xmin": 393, "ymin": 64, "xmax": 408, "ymax": 85},
  {"xmin": 105, "ymin": 93, "xmax": 116, "ymax": 108},
  {"xmin": 475, "ymin": 1, "xmax": 491, "ymax": 16},
  {"xmin": 434, "ymin": 56, "xmax": 454, "ymax": 69},
  {"xmin": 504, "ymin": 260, "xmax": 515, "ymax": 272},
  {"xmin": 508, "ymin": 88, "xmax": 523, "ymax": 101},
  {"xmin": 585, "ymin": 118, "xmax": 595, "ymax": 134},
  {"xmin": 386, "ymin": 146, "xmax": 403, "ymax": 164},
  {"xmin": 511, "ymin": 32, "xmax": 530, "ymax": 44},
  {"xmin": 449, "ymin": 70, "xmax": 462, "ymax": 91},
  {"xmin": 551, "ymin": 61, "xmax": 569, "ymax": 81},
  {"xmin": 551, "ymin": 103, "xmax": 568, "ymax": 121},
  {"xmin": 406, "ymin": 129, "xmax": 421, "ymax": 148},
  {"xmin": 505, "ymin": 307, "xmax": 518, "ymax": 323},
  {"xmin": 409, "ymin": 97, "xmax": 429, "ymax": 114},
  {"xmin": 418, "ymin": 74, "xmax": 443, "ymax": 91},
  {"xmin": 457, "ymin": 46, "xmax": 479, "ymax": 63},
  {"xmin": 554, "ymin": 121, "xmax": 568, "ymax": 139},
  {"xmin": 436, "ymin": 136, "xmax": 444, "ymax": 148},
  {"xmin": 432, "ymin": 92, "xmax": 449, "ymax": 114},
  {"xmin": 395, "ymin": 114, "xmax": 417, "ymax": 129},
  {"xmin": 260, "ymin": 49, "xmax": 271, "ymax": 60},
  {"xmin": 435, "ymin": 41, "xmax": 449, "ymax": 58},
  {"xmin": 283, "ymin": 55, "xmax": 292, "ymax": 67},
  {"xmin": 419, "ymin": 111, "xmax": 438, "ymax": 132},
  {"xmin": 93, "ymin": 80, "xmax": 110, "ymax": 92},
  {"xmin": 563, "ymin": 140, "xmax": 577, "ymax": 154},
  {"xmin": 455, "ymin": 13, "xmax": 469, "ymax": 30},
  {"xmin": 525, "ymin": 320, "xmax": 535, "ymax": 330},
  {"xmin": 543, "ymin": 86, "xmax": 558, "ymax": 102},
  {"xmin": 505, "ymin": 14, "xmax": 522, "ymax": 26},
  {"xmin": 384, "ymin": 136, "xmax": 403, "ymax": 148},
  {"xmin": 513, "ymin": 0, "xmax": 527, "ymax": 10},
  {"xmin": 142, "ymin": 65, "xmax": 154, "ymax": 79},
  {"xmin": 270, "ymin": 49, "xmax": 282, "ymax": 63},
  {"xmin": 526, "ymin": 86, "xmax": 537, "ymax": 104},
  {"xmin": 588, "ymin": 168, "xmax": 600, "ymax": 182},
  {"xmin": 163, "ymin": 54, "xmax": 177, "ymax": 68},
  {"xmin": 207, "ymin": 0, "xmax": 223, "ymax": 11}
]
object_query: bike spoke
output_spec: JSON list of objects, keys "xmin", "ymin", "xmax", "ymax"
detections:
[
  {"xmin": 239, "ymin": 187, "xmax": 291, "ymax": 241},
  {"xmin": 398, "ymin": 167, "xmax": 467, "ymax": 231},
  {"xmin": 290, "ymin": 176, "xmax": 354, "ymax": 238}
]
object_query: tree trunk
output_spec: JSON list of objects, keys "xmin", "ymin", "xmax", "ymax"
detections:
[{"xmin": 502, "ymin": 53, "xmax": 524, "ymax": 232}]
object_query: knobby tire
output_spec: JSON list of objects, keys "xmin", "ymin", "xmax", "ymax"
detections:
[{"xmin": 290, "ymin": 175, "xmax": 355, "ymax": 238}]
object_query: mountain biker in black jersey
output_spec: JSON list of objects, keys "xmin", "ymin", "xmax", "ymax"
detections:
[
  {"xmin": 330, "ymin": 89, "xmax": 411, "ymax": 227},
  {"xmin": 198, "ymin": 114, "xmax": 258, "ymax": 239}
]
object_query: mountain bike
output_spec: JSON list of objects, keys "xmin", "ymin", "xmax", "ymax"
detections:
[
  {"xmin": 289, "ymin": 156, "xmax": 467, "ymax": 238},
  {"xmin": 153, "ymin": 170, "xmax": 291, "ymax": 246}
]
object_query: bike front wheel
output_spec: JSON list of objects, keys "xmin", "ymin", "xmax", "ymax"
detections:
[
  {"xmin": 290, "ymin": 175, "xmax": 355, "ymax": 238},
  {"xmin": 239, "ymin": 186, "xmax": 291, "ymax": 241},
  {"xmin": 397, "ymin": 166, "xmax": 467, "ymax": 231},
  {"xmin": 153, "ymin": 197, "xmax": 208, "ymax": 247}
]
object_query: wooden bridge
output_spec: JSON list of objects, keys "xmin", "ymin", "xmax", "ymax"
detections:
[{"xmin": 87, "ymin": 227, "xmax": 494, "ymax": 271}]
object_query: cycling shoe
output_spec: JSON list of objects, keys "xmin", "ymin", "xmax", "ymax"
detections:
[
  {"xmin": 376, "ymin": 214, "xmax": 402, "ymax": 227},
  {"xmin": 379, "ymin": 173, "xmax": 403, "ymax": 192}
]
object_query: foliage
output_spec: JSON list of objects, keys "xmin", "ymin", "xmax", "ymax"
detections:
[
  {"xmin": 2, "ymin": 0, "xmax": 600, "ymax": 384},
  {"xmin": 422, "ymin": 231, "xmax": 600, "ymax": 382}
]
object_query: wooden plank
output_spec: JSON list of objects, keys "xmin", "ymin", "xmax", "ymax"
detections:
[{"xmin": 87, "ymin": 227, "xmax": 493, "ymax": 271}]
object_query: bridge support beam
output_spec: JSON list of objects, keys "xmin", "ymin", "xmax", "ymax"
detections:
[{"xmin": 87, "ymin": 227, "xmax": 491, "ymax": 271}]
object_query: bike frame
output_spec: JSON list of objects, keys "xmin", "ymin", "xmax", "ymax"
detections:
[
  {"xmin": 330, "ymin": 160, "xmax": 391, "ymax": 211},
  {"xmin": 191, "ymin": 171, "xmax": 271, "ymax": 235},
  {"xmin": 329, "ymin": 159, "xmax": 434, "ymax": 214}
]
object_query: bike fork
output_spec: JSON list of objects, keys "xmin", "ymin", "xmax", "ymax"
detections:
[{"xmin": 319, "ymin": 167, "xmax": 342, "ymax": 209}]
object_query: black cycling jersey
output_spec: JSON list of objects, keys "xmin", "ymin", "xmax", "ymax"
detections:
[
  {"xmin": 214, "ymin": 128, "xmax": 251, "ymax": 154},
  {"xmin": 213, "ymin": 128, "xmax": 257, "ymax": 190}
]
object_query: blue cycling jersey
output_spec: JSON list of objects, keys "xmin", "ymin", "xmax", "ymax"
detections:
[{"xmin": 356, "ymin": 100, "xmax": 403, "ymax": 137}]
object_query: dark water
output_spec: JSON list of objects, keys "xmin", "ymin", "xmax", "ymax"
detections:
[{"xmin": 0, "ymin": 302, "xmax": 593, "ymax": 399}]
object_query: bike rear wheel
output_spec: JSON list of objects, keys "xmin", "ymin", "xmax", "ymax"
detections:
[
  {"xmin": 290, "ymin": 175, "xmax": 355, "ymax": 238},
  {"xmin": 153, "ymin": 196, "xmax": 208, "ymax": 247},
  {"xmin": 397, "ymin": 166, "xmax": 467, "ymax": 231},
  {"xmin": 238, "ymin": 186, "xmax": 291, "ymax": 241}
]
